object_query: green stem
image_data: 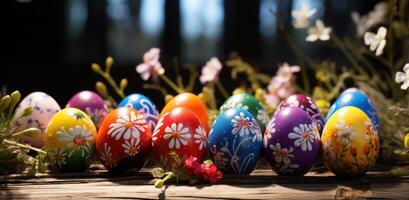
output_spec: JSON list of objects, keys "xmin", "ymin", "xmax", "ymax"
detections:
[
  {"xmin": 331, "ymin": 33, "xmax": 366, "ymax": 76},
  {"xmin": 277, "ymin": 16, "xmax": 312, "ymax": 93},
  {"xmin": 173, "ymin": 58, "xmax": 185, "ymax": 90},
  {"xmin": 160, "ymin": 74, "xmax": 185, "ymax": 94},
  {"xmin": 143, "ymin": 84, "xmax": 168, "ymax": 97},
  {"xmin": 3, "ymin": 139, "xmax": 47, "ymax": 155},
  {"xmin": 102, "ymin": 73, "xmax": 125, "ymax": 99},
  {"xmin": 208, "ymin": 84, "xmax": 218, "ymax": 110},
  {"xmin": 215, "ymin": 81, "xmax": 229, "ymax": 99},
  {"xmin": 327, "ymin": 72, "xmax": 351, "ymax": 100}
]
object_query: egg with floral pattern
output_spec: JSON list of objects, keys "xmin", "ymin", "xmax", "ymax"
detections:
[
  {"xmin": 153, "ymin": 107, "xmax": 207, "ymax": 169},
  {"xmin": 278, "ymin": 94, "xmax": 325, "ymax": 135},
  {"xmin": 66, "ymin": 91, "xmax": 108, "ymax": 128},
  {"xmin": 208, "ymin": 108, "xmax": 262, "ymax": 175},
  {"xmin": 45, "ymin": 108, "xmax": 97, "ymax": 172},
  {"xmin": 96, "ymin": 107, "xmax": 152, "ymax": 172},
  {"xmin": 322, "ymin": 106, "xmax": 379, "ymax": 176},
  {"xmin": 14, "ymin": 92, "xmax": 61, "ymax": 148},
  {"xmin": 263, "ymin": 107, "xmax": 320, "ymax": 176},
  {"xmin": 220, "ymin": 93, "xmax": 269, "ymax": 133},
  {"xmin": 327, "ymin": 91, "xmax": 380, "ymax": 133},
  {"xmin": 160, "ymin": 93, "xmax": 209, "ymax": 133},
  {"xmin": 118, "ymin": 93, "xmax": 159, "ymax": 132}
]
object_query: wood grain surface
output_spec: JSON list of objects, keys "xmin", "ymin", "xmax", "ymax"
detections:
[{"xmin": 1, "ymin": 160, "xmax": 408, "ymax": 200}]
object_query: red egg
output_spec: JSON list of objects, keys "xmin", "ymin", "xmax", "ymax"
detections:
[
  {"xmin": 153, "ymin": 107, "xmax": 207, "ymax": 169},
  {"xmin": 96, "ymin": 107, "xmax": 152, "ymax": 173},
  {"xmin": 160, "ymin": 93, "xmax": 209, "ymax": 133}
]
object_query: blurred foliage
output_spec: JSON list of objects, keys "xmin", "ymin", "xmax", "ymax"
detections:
[{"xmin": 0, "ymin": 90, "xmax": 46, "ymax": 176}]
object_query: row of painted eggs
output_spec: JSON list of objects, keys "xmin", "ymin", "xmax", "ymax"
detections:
[
  {"xmin": 16, "ymin": 89, "xmax": 379, "ymax": 177},
  {"xmin": 208, "ymin": 90, "xmax": 379, "ymax": 176},
  {"xmin": 14, "ymin": 91, "xmax": 160, "ymax": 148}
]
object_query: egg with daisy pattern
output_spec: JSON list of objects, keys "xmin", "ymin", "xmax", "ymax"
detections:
[
  {"xmin": 263, "ymin": 107, "xmax": 320, "ymax": 176},
  {"xmin": 220, "ymin": 93, "xmax": 269, "ymax": 133},
  {"xmin": 208, "ymin": 108, "xmax": 262, "ymax": 175},
  {"xmin": 45, "ymin": 108, "xmax": 97, "ymax": 172},
  {"xmin": 152, "ymin": 107, "xmax": 207, "ymax": 170},
  {"xmin": 96, "ymin": 107, "xmax": 152, "ymax": 172}
]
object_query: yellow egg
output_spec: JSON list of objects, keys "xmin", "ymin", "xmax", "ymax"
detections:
[
  {"xmin": 321, "ymin": 106, "xmax": 379, "ymax": 176},
  {"xmin": 45, "ymin": 108, "xmax": 97, "ymax": 172}
]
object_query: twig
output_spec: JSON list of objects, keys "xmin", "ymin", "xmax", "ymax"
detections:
[{"xmin": 3, "ymin": 139, "xmax": 47, "ymax": 155}]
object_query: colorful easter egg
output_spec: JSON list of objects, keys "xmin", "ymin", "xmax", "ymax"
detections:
[
  {"xmin": 45, "ymin": 108, "xmax": 97, "ymax": 172},
  {"xmin": 278, "ymin": 94, "xmax": 325, "ymax": 134},
  {"xmin": 208, "ymin": 108, "xmax": 262, "ymax": 175},
  {"xmin": 14, "ymin": 92, "xmax": 61, "ymax": 148},
  {"xmin": 263, "ymin": 107, "xmax": 320, "ymax": 176},
  {"xmin": 66, "ymin": 91, "xmax": 108, "ymax": 128},
  {"xmin": 220, "ymin": 93, "xmax": 269, "ymax": 132},
  {"xmin": 161, "ymin": 93, "xmax": 209, "ymax": 132},
  {"xmin": 153, "ymin": 107, "xmax": 207, "ymax": 169},
  {"xmin": 118, "ymin": 93, "xmax": 159, "ymax": 132},
  {"xmin": 96, "ymin": 108, "xmax": 152, "ymax": 172},
  {"xmin": 322, "ymin": 106, "xmax": 379, "ymax": 176},
  {"xmin": 327, "ymin": 91, "xmax": 380, "ymax": 133}
]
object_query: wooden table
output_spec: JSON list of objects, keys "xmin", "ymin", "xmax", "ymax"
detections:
[{"xmin": 1, "ymin": 160, "xmax": 408, "ymax": 199}]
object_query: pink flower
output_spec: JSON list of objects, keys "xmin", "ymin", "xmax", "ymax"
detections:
[
  {"xmin": 136, "ymin": 48, "xmax": 165, "ymax": 80},
  {"xmin": 184, "ymin": 156, "xmax": 201, "ymax": 176},
  {"xmin": 184, "ymin": 156, "xmax": 223, "ymax": 184},
  {"xmin": 274, "ymin": 63, "xmax": 301, "ymax": 83},
  {"xmin": 200, "ymin": 57, "xmax": 222, "ymax": 84},
  {"xmin": 203, "ymin": 164, "xmax": 223, "ymax": 184},
  {"xmin": 264, "ymin": 63, "xmax": 300, "ymax": 107}
]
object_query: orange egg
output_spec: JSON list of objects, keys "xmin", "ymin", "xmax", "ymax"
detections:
[{"xmin": 160, "ymin": 93, "xmax": 209, "ymax": 132}]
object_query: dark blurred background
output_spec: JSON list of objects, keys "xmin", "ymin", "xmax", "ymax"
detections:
[{"xmin": 1, "ymin": 0, "xmax": 381, "ymax": 108}]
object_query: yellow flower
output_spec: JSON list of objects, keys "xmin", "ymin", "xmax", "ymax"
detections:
[
  {"xmin": 316, "ymin": 99, "xmax": 330, "ymax": 117},
  {"xmin": 404, "ymin": 133, "xmax": 409, "ymax": 149},
  {"xmin": 315, "ymin": 70, "xmax": 329, "ymax": 82}
]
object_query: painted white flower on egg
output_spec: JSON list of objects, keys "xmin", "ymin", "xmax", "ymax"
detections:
[
  {"xmin": 231, "ymin": 112, "xmax": 254, "ymax": 136},
  {"xmin": 335, "ymin": 119, "xmax": 357, "ymax": 144},
  {"xmin": 270, "ymin": 143, "xmax": 294, "ymax": 165},
  {"xmin": 194, "ymin": 126, "xmax": 207, "ymax": 150},
  {"xmin": 108, "ymin": 111, "xmax": 147, "ymax": 141},
  {"xmin": 100, "ymin": 142, "xmax": 117, "ymax": 168},
  {"xmin": 122, "ymin": 138, "xmax": 141, "ymax": 156},
  {"xmin": 57, "ymin": 125, "xmax": 93, "ymax": 157},
  {"xmin": 163, "ymin": 123, "xmax": 191, "ymax": 149},
  {"xmin": 288, "ymin": 124, "xmax": 315, "ymax": 151}
]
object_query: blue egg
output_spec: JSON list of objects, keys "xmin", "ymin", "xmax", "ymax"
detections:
[
  {"xmin": 327, "ymin": 91, "xmax": 380, "ymax": 133},
  {"xmin": 207, "ymin": 108, "xmax": 262, "ymax": 175},
  {"xmin": 118, "ymin": 93, "xmax": 159, "ymax": 131}
]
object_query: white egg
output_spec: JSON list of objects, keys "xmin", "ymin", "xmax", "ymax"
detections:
[{"xmin": 14, "ymin": 92, "xmax": 61, "ymax": 148}]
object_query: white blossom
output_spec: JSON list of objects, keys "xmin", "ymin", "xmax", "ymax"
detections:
[
  {"xmin": 291, "ymin": 3, "xmax": 317, "ymax": 29},
  {"xmin": 364, "ymin": 26, "xmax": 387, "ymax": 56},
  {"xmin": 395, "ymin": 63, "xmax": 409, "ymax": 90},
  {"xmin": 306, "ymin": 20, "xmax": 332, "ymax": 42}
]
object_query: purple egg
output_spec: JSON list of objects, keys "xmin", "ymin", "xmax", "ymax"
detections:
[
  {"xmin": 263, "ymin": 107, "xmax": 320, "ymax": 176},
  {"xmin": 66, "ymin": 90, "xmax": 108, "ymax": 128},
  {"xmin": 278, "ymin": 94, "xmax": 325, "ymax": 135}
]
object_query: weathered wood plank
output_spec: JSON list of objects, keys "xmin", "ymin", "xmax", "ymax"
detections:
[{"xmin": 1, "ymin": 161, "xmax": 407, "ymax": 199}]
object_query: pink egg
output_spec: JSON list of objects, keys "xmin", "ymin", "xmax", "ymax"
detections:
[{"xmin": 15, "ymin": 92, "xmax": 61, "ymax": 148}]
